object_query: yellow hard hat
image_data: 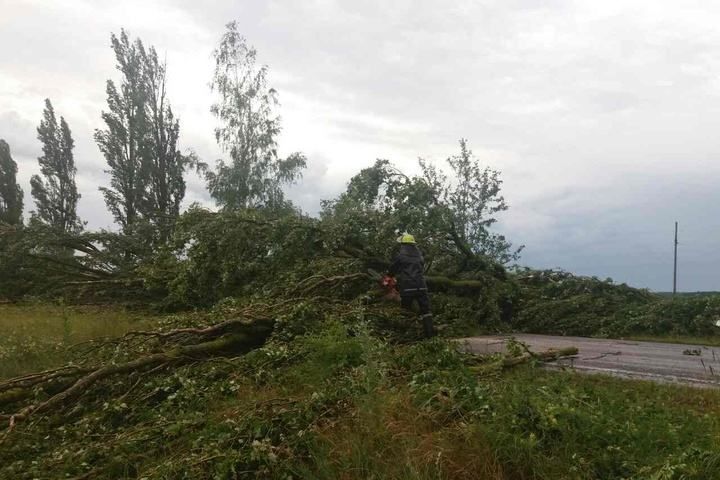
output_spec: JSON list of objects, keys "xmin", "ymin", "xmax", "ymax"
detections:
[{"xmin": 397, "ymin": 232, "xmax": 416, "ymax": 244}]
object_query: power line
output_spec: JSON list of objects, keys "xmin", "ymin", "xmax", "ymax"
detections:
[{"xmin": 673, "ymin": 221, "xmax": 678, "ymax": 296}]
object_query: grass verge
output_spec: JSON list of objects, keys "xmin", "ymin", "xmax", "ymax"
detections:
[{"xmin": 2, "ymin": 305, "xmax": 720, "ymax": 479}]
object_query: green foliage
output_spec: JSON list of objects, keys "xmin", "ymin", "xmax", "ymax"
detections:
[
  {"xmin": 0, "ymin": 224, "xmax": 71, "ymax": 300},
  {"xmin": 0, "ymin": 221, "xmax": 159, "ymax": 302},
  {"xmin": 96, "ymin": 29, "xmax": 194, "ymax": 237},
  {"xmin": 0, "ymin": 226, "xmax": 31, "ymax": 299},
  {"xmin": 625, "ymin": 295, "xmax": 720, "ymax": 337},
  {"xmin": 30, "ymin": 98, "xmax": 83, "ymax": 233},
  {"xmin": 513, "ymin": 269, "xmax": 720, "ymax": 338},
  {"xmin": 3, "ymin": 302, "xmax": 720, "ymax": 479},
  {"xmin": 481, "ymin": 369, "xmax": 720, "ymax": 479},
  {"xmin": 206, "ymin": 21, "xmax": 306, "ymax": 210},
  {"xmin": 95, "ymin": 29, "xmax": 149, "ymax": 232},
  {"xmin": 139, "ymin": 207, "xmax": 324, "ymax": 308},
  {"xmin": 142, "ymin": 43, "xmax": 203, "ymax": 242},
  {"xmin": 320, "ymin": 140, "xmax": 518, "ymax": 278},
  {"xmin": 0, "ymin": 139, "xmax": 23, "ymax": 226},
  {"xmin": 430, "ymin": 139, "xmax": 522, "ymax": 264},
  {"xmin": 513, "ymin": 269, "xmax": 653, "ymax": 336}
]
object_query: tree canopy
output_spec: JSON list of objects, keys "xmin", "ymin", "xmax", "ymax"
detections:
[
  {"xmin": 205, "ymin": 21, "xmax": 306, "ymax": 210},
  {"xmin": 0, "ymin": 139, "xmax": 23, "ymax": 226},
  {"xmin": 321, "ymin": 140, "xmax": 521, "ymax": 279},
  {"xmin": 30, "ymin": 99, "xmax": 83, "ymax": 233},
  {"xmin": 95, "ymin": 29, "xmax": 194, "ymax": 238}
]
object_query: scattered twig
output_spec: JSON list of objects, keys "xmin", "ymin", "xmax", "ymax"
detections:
[
  {"xmin": 469, "ymin": 346, "xmax": 579, "ymax": 375},
  {"xmin": 583, "ymin": 351, "xmax": 622, "ymax": 360}
]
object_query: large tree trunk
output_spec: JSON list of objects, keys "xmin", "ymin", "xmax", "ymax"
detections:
[{"xmin": 0, "ymin": 317, "xmax": 275, "ymax": 429}]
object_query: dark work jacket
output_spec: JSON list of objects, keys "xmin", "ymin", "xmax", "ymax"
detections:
[{"xmin": 389, "ymin": 244, "xmax": 428, "ymax": 296}]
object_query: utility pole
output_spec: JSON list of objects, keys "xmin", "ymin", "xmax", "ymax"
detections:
[{"xmin": 673, "ymin": 221, "xmax": 678, "ymax": 296}]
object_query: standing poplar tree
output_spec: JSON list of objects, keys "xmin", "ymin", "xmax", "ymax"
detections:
[
  {"xmin": 30, "ymin": 99, "xmax": 83, "ymax": 233},
  {"xmin": 206, "ymin": 22, "xmax": 306, "ymax": 210},
  {"xmin": 95, "ymin": 30, "xmax": 150, "ymax": 234},
  {"xmin": 0, "ymin": 139, "xmax": 23, "ymax": 225},
  {"xmin": 141, "ymin": 46, "xmax": 194, "ymax": 240},
  {"xmin": 96, "ymin": 29, "xmax": 192, "ymax": 237}
]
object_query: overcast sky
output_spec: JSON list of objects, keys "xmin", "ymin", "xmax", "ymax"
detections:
[{"xmin": 2, "ymin": 0, "xmax": 719, "ymax": 291}]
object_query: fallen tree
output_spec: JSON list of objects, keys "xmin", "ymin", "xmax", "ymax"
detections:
[{"xmin": 0, "ymin": 314, "xmax": 276, "ymax": 431}]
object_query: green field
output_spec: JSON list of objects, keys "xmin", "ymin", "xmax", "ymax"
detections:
[
  {"xmin": 2, "ymin": 304, "xmax": 720, "ymax": 479},
  {"xmin": 0, "ymin": 304, "xmax": 156, "ymax": 378}
]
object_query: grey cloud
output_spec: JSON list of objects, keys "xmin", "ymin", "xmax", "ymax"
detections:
[
  {"xmin": 510, "ymin": 172, "xmax": 720, "ymax": 291},
  {"xmin": 587, "ymin": 91, "xmax": 641, "ymax": 113},
  {"xmin": 285, "ymin": 152, "xmax": 345, "ymax": 215},
  {"xmin": 0, "ymin": 111, "xmax": 36, "ymax": 159}
]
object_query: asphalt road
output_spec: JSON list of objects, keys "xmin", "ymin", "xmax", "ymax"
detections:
[{"xmin": 461, "ymin": 334, "xmax": 720, "ymax": 388}]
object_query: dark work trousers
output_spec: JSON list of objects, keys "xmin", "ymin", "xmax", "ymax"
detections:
[
  {"xmin": 400, "ymin": 292, "xmax": 431, "ymax": 315},
  {"xmin": 401, "ymin": 292, "xmax": 434, "ymax": 337}
]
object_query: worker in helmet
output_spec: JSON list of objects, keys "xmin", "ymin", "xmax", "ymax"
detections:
[{"xmin": 389, "ymin": 233, "xmax": 435, "ymax": 338}]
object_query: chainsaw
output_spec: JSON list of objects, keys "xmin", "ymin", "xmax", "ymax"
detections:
[
  {"xmin": 366, "ymin": 269, "xmax": 400, "ymax": 302},
  {"xmin": 379, "ymin": 274, "xmax": 400, "ymax": 301}
]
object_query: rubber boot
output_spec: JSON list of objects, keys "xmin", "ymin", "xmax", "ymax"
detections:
[{"xmin": 421, "ymin": 314, "xmax": 436, "ymax": 338}]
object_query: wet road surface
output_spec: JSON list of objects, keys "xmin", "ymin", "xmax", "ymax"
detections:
[{"xmin": 461, "ymin": 334, "xmax": 720, "ymax": 388}]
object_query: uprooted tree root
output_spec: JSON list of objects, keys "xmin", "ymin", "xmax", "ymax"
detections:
[{"xmin": 0, "ymin": 315, "xmax": 276, "ymax": 432}]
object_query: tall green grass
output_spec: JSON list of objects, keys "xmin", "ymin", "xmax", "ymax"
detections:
[
  {"xmin": 0, "ymin": 304, "xmax": 156, "ymax": 378},
  {"xmin": 298, "ymin": 340, "xmax": 720, "ymax": 479}
]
